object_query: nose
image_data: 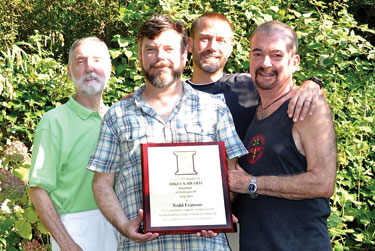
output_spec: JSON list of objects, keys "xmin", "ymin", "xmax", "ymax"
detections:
[
  {"xmin": 85, "ymin": 58, "xmax": 95, "ymax": 72},
  {"xmin": 208, "ymin": 39, "xmax": 218, "ymax": 51},
  {"xmin": 262, "ymin": 55, "xmax": 272, "ymax": 67},
  {"xmin": 156, "ymin": 48, "xmax": 168, "ymax": 60}
]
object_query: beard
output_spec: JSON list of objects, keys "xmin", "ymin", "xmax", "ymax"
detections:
[
  {"xmin": 142, "ymin": 62, "xmax": 183, "ymax": 88},
  {"xmin": 254, "ymin": 66, "xmax": 279, "ymax": 90},
  {"xmin": 194, "ymin": 49, "xmax": 228, "ymax": 73},
  {"xmin": 71, "ymin": 72, "xmax": 108, "ymax": 95}
]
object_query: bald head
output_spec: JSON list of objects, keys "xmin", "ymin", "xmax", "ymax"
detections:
[{"xmin": 251, "ymin": 21, "xmax": 298, "ymax": 55}]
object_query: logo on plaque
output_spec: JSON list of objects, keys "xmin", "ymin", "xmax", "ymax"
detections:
[{"xmin": 173, "ymin": 151, "xmax": 197, "ymax": 175}]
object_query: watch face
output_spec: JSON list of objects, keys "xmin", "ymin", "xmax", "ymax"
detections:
[{"xmin": 248, "ymin": 184, "xmax": 257, "ymax": 194}]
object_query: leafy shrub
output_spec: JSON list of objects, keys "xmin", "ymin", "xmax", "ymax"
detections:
[{"xmin": 0, "ymin": 141, "xmax": 49, "ymax": 251}]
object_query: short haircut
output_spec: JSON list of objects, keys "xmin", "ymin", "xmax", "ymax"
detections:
[
  {"xmin": 250, "ymin": 21, "xmax": 298, "ymax": 54},
  {"xmin": 68, "ymin": 37, "xmax": 110, "ymax": 65},
  {"xmin": 190, "ymin": 12, "xmax": 233, "ymax": 38},
  {"xmin": 137, "ymin": 15, "xmax": 188, "ymax": 53}
]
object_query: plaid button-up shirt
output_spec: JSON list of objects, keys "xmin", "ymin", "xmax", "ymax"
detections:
[{"xmin": 88, "ymin": 82, "xmax": 247, "ymax": 250}]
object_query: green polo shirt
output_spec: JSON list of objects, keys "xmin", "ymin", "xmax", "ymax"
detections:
[{"xmin": 29, "ymin": 95, "xmax": 105, "ymax": 215}]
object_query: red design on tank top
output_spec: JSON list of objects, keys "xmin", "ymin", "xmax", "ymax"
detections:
[{"xmin": 247, "ymin": 134, "xmax": 265, "ymax": 164}]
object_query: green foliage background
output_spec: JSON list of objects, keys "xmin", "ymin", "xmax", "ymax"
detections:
[{"xmin": 0, "ymin": 0, "xmax": 374, "ymax": 250}]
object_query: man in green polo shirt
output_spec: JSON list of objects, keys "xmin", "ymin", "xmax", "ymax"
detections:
[{"xmin": 29, "ymin": 37, "xmax": 118, "ymax": 251}]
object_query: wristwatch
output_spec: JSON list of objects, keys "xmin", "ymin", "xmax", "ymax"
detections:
[
  {"xmin": 308, "ymin": 76, "xmax": 323, "ymax": 89},
  {"xmin": 247, "ymin": 176, "xmax": 258, "ymax": 199}
]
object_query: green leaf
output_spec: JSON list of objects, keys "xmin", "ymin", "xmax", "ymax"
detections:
[{"xmin": 14, "ymin": 220, "xmax": 32, "ymax": 240}]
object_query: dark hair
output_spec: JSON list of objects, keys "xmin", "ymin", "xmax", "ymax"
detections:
[
  {"xmin": 190, "ymin": 12, "xmax": 233, "ymax": 38},
  {"xmin": 250, "ymin": 21, "xmax": 298, "ymax": 54},
  {"xmin": 137, "ymin": 15, "xmax": 188, "ymax": 53}
]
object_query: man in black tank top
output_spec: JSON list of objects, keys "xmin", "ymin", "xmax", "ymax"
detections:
[
  {"xmin": 186, "ymin": 13, "xmax": 323, "ymax": 140},
  {"xmin": 228, "ymin": 21, "xmax": 337, "ymax": 250}
]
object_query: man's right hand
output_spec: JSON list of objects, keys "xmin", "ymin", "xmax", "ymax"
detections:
[{"xmin": 121, "ymin": 209, "xmax": 159, "ymax": 243}]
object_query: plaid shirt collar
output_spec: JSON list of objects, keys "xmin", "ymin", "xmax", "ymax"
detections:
[{"xmin": 132, "ymin": 81, "xmax": 199, "ymax": 107}]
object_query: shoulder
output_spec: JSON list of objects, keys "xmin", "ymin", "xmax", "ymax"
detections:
[
  {"xmin": 187, "ymin": 83, "xmax": 227, "ymax": 106},
  {"xmin": 36, "ymin": 103, "xmax": 69, "ymax": 130},
  {"xmin": 294, "ymin": 96, "xmax": 334, "ymax": 137},
  {"xmin": 224, "ymin": 73, "xmax": 253, "ymax": 83}
]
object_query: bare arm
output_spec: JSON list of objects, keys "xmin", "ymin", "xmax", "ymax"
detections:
[
  {"xmin": 288, "ymin": 79, "xmax": 323, "ymax": 122},
  {"xmin": 29, "ymin": 187, "xmax": 82, "ymax": 251},
  {"xmin": 229, "ymin": 96, "xmax": 337, "ymax": 200},
  {"xmin": 92, "ymin": 172, "xmax": 159, "ymax": 243},
  {"xmin": 227, "ymin": 158, "xmax": 238, "ymax": 202}
]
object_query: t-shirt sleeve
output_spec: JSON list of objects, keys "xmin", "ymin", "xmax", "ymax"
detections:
[
  {"xmin": 215, "ymin": 100, "xmax": 248, "ymax": 159},
  {"xmin": 29, "ymin": 118, "xmax": 61, "ymax": 192}
]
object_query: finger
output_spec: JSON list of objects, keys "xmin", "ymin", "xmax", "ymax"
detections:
[
  {"xmin": 308, "ymin": 98, "xmax": 317, "ymax": 116},
  {"xmin": 207, "ymin": 230, "xmax": 218, "ymax": 237},
  {"xmin": 232, "ymin": 214, "xmax": 239, "ymax": 223},
  {"xmin": 287, "ymin": 92, "xmax": 299, "ymax": 118},
  {"xmin": 292, "ymin": 95, "xmax": 306, "ymax": 122},
  {"xmin": 298, "ymin": 98, "xmax": 312, "ymax": 121},
  {"xmin": 137, "ymin": 209, "xmax": 144, "ymax": 222},
  {"xmin": 133, "ymin": 232, "xmax": 159, "ymax": 243},
  {"xmin": 201, "ymin": 230, "xmax": 209, "ymax": 238}
]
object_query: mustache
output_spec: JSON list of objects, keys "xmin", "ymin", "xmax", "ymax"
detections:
[
  {"xmin": 255, "ymin": 67, "xmax": 278, "ymax": 78},
  {"xmin": 82, "ymin": 72, "xmax": 104, "ymax": 82},
  {"xmin": 150, "ymin": 62, "xmax": 172, "ymax": 69},
  {"xmin": 202, "ymin": 50, "xmax": 221, "ymax": 58}
]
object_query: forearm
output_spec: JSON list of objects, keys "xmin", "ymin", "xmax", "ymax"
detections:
[
  {"xmin": 257, "ymin": 170, "xmax": 335, "ymax": 200},
  {"xmin": 29, "ymin": 187, "xmax": 80, "ymax": 250},
  {"xmin": 92, "ymin": 172, "xmax": 130, "ymax": 236},
  {"xmin": 229, "ymin": 166, "xmax": 335, "ymax": 200}
]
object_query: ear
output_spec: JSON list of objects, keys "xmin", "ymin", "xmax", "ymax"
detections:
[
  {"xmin": 138, "ymin": 47, "xmax": 143, "ymax": 66},
  {"xmin": 182, "ymin": 49, "xmax": 188, "ymax": 66},
  {"xmin": 292, "ymin": 54, "xmax": 300, "ymax": 73},
  {"xmin": 226, "ymin": 43, "xmax": 233, "ymax": 58},
  {"xmin": 187, "ymin": 37, "xmax": 193, "ymax": 53},
  {"xmin": 67, "ymin": 65, "xmax": 72, "ymax": 81}
]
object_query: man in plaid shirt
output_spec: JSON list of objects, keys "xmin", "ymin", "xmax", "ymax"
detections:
[{"xmin": 87, "ymin": 15, "xmax": 248, "ymax": 250}]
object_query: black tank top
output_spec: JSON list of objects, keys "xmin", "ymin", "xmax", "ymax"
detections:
[{"xmin": 235, "ymin": 99, "xmax": 332, "ymax": 251}]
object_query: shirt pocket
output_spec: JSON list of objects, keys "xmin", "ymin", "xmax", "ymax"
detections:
[
  {"xmin": 118, "ymin": 126, "xmax": 147, "ymax": 175},
  {"xmin": 181, "ymin": 123, "xmax": 216, "ymax": 142}
]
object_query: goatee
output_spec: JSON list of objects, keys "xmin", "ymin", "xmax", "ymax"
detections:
[
  {"xmin": 254, "ymin": 66, "xmax": 278, "ymax": 90},
  {"xmin": 143, "ymin": 63, "xmax": 183, "ymax": 88}
]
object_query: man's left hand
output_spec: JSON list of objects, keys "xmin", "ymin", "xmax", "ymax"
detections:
[{"xmin": 288, "ymin": 79, "xmax": 323, "ymax": 122}]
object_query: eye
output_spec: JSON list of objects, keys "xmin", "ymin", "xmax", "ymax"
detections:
[
  {"xmin": 166, "ymin": 47, "xmax": 176, "ymax": 52},
  {"xmin": 217, "ymin": 38, "xmax": 226, "ymax": 44},
  {"xmin": 200, "ymin": 37, "xmax": 209, "ymax": 42},
  {"xmin": 252, "ymin": 52, "xmax": 262, "ymax": 57}
]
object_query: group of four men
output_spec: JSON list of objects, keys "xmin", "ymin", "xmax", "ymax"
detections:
[{"xmin": 29, "ymin": 12, "xmax": 336, "ymax": 251}]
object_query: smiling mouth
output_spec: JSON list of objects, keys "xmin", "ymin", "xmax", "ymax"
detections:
[
  {"xmin": 202, "ymin": 52, "xmax": 220, "ymax": 59},
  {"xmin": 259, "ymin": 72, "xmax": 275, "ymax": 77},
  {"xmin": 84, "ymin": 77, "xmax": 97, "ymax": 82},
  {"xmin": 256, "ymin": 67, "xmax": 278, "ymax": 78}
]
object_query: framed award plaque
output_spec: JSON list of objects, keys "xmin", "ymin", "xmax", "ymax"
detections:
[{"xmin": 141, "ymin": 142, "xmax": 233, "ymax": 234}]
